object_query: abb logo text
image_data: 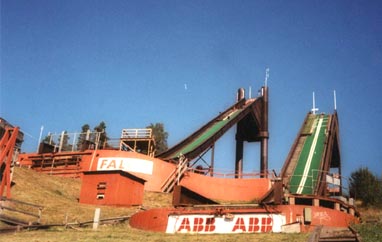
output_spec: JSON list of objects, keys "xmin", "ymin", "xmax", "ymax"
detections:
[{"xmin": 166, "ymin": 214, "xmax": 285, "ymax": 234}]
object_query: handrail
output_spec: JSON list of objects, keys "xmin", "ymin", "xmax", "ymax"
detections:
[
  {"xmin": 121, "ymin": 129, "xmax": 152, "ymax": 139},
  {"xmin": 0, "ymin": 127, "xmax": 19, "ymax": 198},
  {"xmin": 0, "ymin": 196, "xmax": 43, "ymax": 225},
  {"xmin": 161, "ymin": 155, "xmax": 188, "ymax": 193},
  {"xmin": 287, "ymin": 169, "xmax": 348, "ymax": 196},
  {"xmin": 42, "ymin": 130, "xmax": 103, "ymax": 152},
  {"xmin": 187, "ymin": 167, "xmax": 276, "ymax": 179}
]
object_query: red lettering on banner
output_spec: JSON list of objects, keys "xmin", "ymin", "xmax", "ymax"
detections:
[
  {"xmin": 232, "ymin": 217, "xmax": 246, "ymax": 232},
  {"xmin": 175, "ymin": 215, "xmax": 274, "ymax": 233},
  {"xmin": 177, "ymin": 217, "xmax": 216, "ymax": 233},
  {"xmin": 193, "ymin": 218, "xmax": 204, "ymax": 232},
  {"xmin": 248, "ymin": 217, "xmax": 260, "ymax": 232},
  {"xmin": 178, "ymin": 218, "xmax": 191, "ymax": 232},
  {"xmin": 261, "ymin": 217, "xmax": 272, "ymax": 232},
  {"xmin": 205, "ymin": 218, "xmax": 215, "ymax": 232}
]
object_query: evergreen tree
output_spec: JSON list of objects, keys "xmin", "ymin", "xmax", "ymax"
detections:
[
  {"xmin": 94, "ymin": 121, "xmax": 108, "ymax": 149},
  {"xmin": 42, "ymin": 134, "xmax": 54, "ymax": 145},
  {"xmin": 58, "ymin": 130, "xmax": 70, "ymax": 151},
  {"xmin": 77, "ymin": 124, "xmax": 90, "ymax": 150},
  {"xmin": 349, "ymin": 167, "xmax": 382, "ymax": 206},
  {"xmin": 146, "ymin": 122, "xmax": 168, "ymax": 155}
]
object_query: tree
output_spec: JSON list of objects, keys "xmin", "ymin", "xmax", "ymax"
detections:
[
  {"xmin": 94, "ymin": 121, "xmax": 109, "ymax": 149},
  {"xmin": 77, "ymin": 124, "xmax": 90, "ymax": 150},
  {"xmin": 146, "ymin": 123, "xmax": 168, "ymax": 155},
  {"xmin": 349, "ymin": 167, "xmax": 382, "ymax": 206},
  {"xmin": 58, "ymin": 130, "xmax": 70, "ymax": 151},
  {"xmin": 42, "ymin": 134, "xmax": 54, "ymax": 145}
]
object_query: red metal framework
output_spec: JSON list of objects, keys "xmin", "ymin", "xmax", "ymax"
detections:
[{"xmin": 0, "ymin": 127, "xmax": 19, "ymax": 198}]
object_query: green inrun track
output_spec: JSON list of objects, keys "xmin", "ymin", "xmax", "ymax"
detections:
[
  {"xmin": 289, "ymin": 114, "xmax": 329, "ymax": 195},
  {"xmin": 167, "ymin": 109, "xmax": 242, "ymax": 159}
]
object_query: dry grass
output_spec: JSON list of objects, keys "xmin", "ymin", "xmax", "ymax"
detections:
[
  {"xmin": 1, "ymin": 226, "xmax": 309, "ymax": 242},
  {"xmin": 0, "ymin": 167, "xmax": 310, "ymax": 242},
  {"xmin": 8, "ymin": 167, "xmax": 139, "ymax": 224},
  {"xmin": 353, "ymin": 207, "xmax": 382, "ymax": 242},
  {"xmin": 357, "ymin": 207, "xmax": 382, "ymax": 222}
]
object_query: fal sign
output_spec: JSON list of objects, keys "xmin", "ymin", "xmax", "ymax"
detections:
[
  {"xmin": 166, "ymin": 214, "xmax": 286, "ymax": 234},
  {"xmin": 97, "ymin": 157, "xmax": 153, "ymax": 175}
]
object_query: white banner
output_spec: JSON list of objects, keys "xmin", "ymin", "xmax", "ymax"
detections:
[
  {"xmin": 333, "ymin": 177, "xmax": 341, "ymax": 186},
  {"xmin": 97, "ymin": 157, "xmax": 153, "ymax": 175},
  {"xmin": 326, "ymin": 175, "xmax": 341, "ymax": 186},
  {"xmin": 166, "ymin": 214, "xmax": 286, "ymax": 234},
  {"xmin": 326, "ymin": 175, "xmax": 333, "ymax": 184}
]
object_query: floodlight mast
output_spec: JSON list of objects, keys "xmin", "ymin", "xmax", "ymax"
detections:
[
  {"xmin": 333, "ymin": 90, "xmax": 337, "ymax": 111},
  {"xmin": 37, "ymin": 125, "xmax": 44, "ymax": 152},
  {"xmin": 264, "ymin": 68, "xmax": 269, "ymax": 87},
  {"xmin": 311, "ymin": 92, "xmax": 319, "ymax": 114}
]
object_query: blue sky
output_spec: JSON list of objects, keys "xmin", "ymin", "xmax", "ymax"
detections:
[{"xmin": 1, "ymin": 1, "xmax": 381, "ymax": 181}]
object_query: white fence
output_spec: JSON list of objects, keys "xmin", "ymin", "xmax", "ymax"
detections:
[
  {"xmin": 42, "ymin": 130, "xmax": 103, "ymax": 152},
  {"xmin": 121, "ymin": 129, "xmax": 152, "ymax": 139}
]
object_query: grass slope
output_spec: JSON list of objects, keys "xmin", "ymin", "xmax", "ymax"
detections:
[{"xmin": 354, "ymin": 208, "xmax": 382, "ymax": 242}]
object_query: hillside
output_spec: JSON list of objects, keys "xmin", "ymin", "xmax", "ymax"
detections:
[{"xmin": 5, "ymin": 167, "xmax": 172, "ymax": 225}]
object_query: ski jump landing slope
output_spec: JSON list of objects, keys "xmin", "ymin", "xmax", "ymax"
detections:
[{"xmin": 281, "ymin": 112, "xmax": 341, "ymax": 196}]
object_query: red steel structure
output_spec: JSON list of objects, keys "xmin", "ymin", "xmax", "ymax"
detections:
[{"xmin": 0, "ymin": 127, "xmax": 19, "ymax": 198}]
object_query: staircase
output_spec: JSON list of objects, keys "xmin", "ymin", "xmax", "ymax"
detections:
[
  {"xmin": 161, "ymin": 155, "xmax": 188, "ymax": 193},
  {"xmin": 284, "ymin": 136, "xmax": 307, "ymax": 183}
]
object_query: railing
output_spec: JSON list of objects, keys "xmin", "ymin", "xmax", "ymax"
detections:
[
  {"xmin": 0, "ymin": 127, "xmax": 19, "ymax": 199},
  {"xmin": 42, "ymin": 130, "xmax": 103, "ymax": 152},
  {"xmin": 161, "ymin": 155, "xmax": 188, "ymax": 193},
  {"xmin": 121, "ymin": 129, "xmax": 152, "ymax": 139},
  {"xmin": 288, "ymin": 169, "xmax": 348, "ymax": 196},
  {"xmin": 104, "ymin": 139, "xmax": 122, "ymax": 150},
  {"xmin": 38, "ymin": 129, "xmax": 153, "ymax": 153},
  {"xmin": 187, "ymin": 167, "xmax": 276, "ymax": 179},
  {"xmin": 288, "ymin": 173, "xmax": 315, "ymax": 194},
  {"xmin": 0, "ymin": 196, "xmax": 43, "ymax": 226}
]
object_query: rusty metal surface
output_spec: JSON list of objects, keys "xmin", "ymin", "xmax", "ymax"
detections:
[{"xmin": 172, "ymin": 185, "xmax": 218, "ymax": 207}]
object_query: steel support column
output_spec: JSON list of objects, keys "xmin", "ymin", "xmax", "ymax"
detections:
[
  {"xmin": 235, "ymin": 139, "xmax": 244, "ymax": 178},
  {"xmin": 235, "ymin": 88, "xmax": 245, "ymax": 179},
  {"xmin": 260, "ymin": 86, "xmax": 269, "ymax": 178},
  {"xmin": 260, "ymin": 138, "xmax": 268, "ymax": 178},
  {"xmin": 210, "ymin": 144, "xmax": 215, "ymax": 177}
]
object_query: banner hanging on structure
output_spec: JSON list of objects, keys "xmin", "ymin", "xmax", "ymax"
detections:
[{"xmin": 166, "ymin": 214, "xmax": 286, "ymax": 234}]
